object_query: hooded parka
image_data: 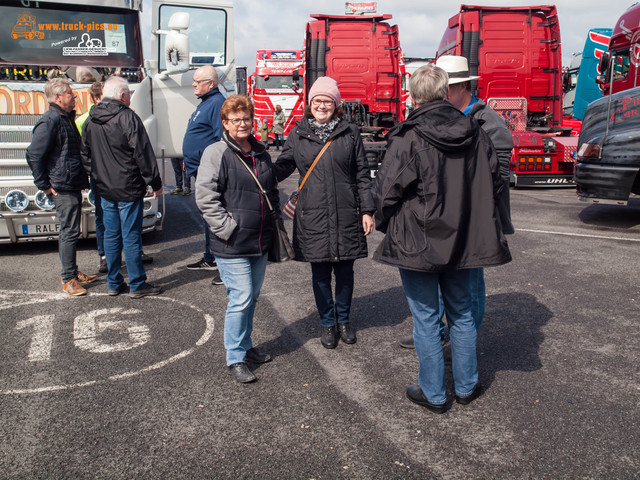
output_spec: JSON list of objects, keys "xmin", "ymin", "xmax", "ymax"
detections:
[
  {"xmin": 373, "ymin": 100, "xmax": 511, "ymax": 272},
  {"xmin": 81, "ymin": 99, "xmax": 162, "ymax": 202},
  {"xmin": 274, "ymin": 117, "xmax": 374, "ymax": 262}
]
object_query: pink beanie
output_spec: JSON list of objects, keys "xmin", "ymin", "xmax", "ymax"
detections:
[{"xmin": 309, "ymin": 76, "xmax": 341, "ymax": 106}]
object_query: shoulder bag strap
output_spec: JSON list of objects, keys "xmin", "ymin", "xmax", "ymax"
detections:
[
  {"xmin": 232, "ymin": 152, "xmax": 274, "ymax": 213},
  {"xmin": 298, "ymin": 138, "xmax": 334, "ymax": 191}
]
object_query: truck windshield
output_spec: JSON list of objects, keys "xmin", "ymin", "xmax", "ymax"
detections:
[
  {"xmin": 256, "ymin": 75, "xmax": 292, "ymax": 89},
  {"xmin": 0, "ymin": 1, "xmax": 142, "ymax": 68},
  {"xmin": 158, "ymin": 5, "xmax": 227, "ymax": 69}
]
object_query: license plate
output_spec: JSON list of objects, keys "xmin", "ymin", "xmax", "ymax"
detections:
[{"xmin": 21, "ymin": 223, "xmax": 61, "ymax": 235}]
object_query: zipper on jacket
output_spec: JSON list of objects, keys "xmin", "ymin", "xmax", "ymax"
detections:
[{"xmin": 251, "ymin": 154, "xmax": 264, "ymax": 254}]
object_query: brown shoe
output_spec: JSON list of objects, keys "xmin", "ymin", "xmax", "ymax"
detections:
[
  {"xmin": 77, "ymin": 271, "xmax": 97, "ymax": 284},
  {"xmin": 62, "ymin": 278, "xmax": 87, "ymax": 296}
]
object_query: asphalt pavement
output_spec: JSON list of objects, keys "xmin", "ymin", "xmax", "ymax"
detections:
[{"xmin": 1, "ymin": 159, "xmax": 639, "ymax": 479}]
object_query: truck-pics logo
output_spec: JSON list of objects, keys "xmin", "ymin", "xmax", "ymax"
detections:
[{"xmin": 11, "ymin": 12, "xmax": 44, "ymax": 40}]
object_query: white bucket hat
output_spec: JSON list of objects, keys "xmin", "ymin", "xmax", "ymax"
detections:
[{"xmin": 435, "ymin": 56, "xmax": 480, "ymax": 85}]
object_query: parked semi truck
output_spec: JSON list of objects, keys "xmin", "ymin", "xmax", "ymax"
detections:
[
  {"xmin": 0, "ymin": 0, "xmax": 235, "ymax": 243},
  {"xmin": 437, "ymin": 5, "xmax": 578, "ymax": 187},
  {"xmin": 575, "ymin": 3, "xmax": 640, "ymax": 204},
  {"xmin": 248, "ymin": 50, "xmax": 304, "ymax": 141},
  {"xmin": 297, "ymin": 11, "xmax": 406, "ymax": 173},
  {"xmin": 563, "ymin": 28, "xmax": 612, "ymax": 121}
]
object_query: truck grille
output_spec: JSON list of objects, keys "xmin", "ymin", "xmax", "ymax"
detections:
[
  {"xmin": 0, "ymin": 149, "xmax": 27, "ymax": 160},
  {"xmin": 0, "ymin": 114, "xmax": 40, "ymax": 126},
  {"xmin": 0, "ymin": 185, "xmax": 38, "ymax": 196},
  {"xmin": 0, "ymin": 131, "xmax": 32, "ymax": 143},
  {"xmin": 0, "ymin": 165, "xmax": 32, "ymax": 176}
]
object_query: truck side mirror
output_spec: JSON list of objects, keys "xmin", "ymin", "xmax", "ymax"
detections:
[
  {"xmin": 154, "ymin": 12, "xmax": 191, "ymax": 79},
  {"xmin": 562, "ymin": 71, "xmax": 570, "ymax": 91},
  {"xmin": 292, "ymin": 70, "xmax": 300, "ymax": 91},
  {"xmin": 597, "ymin": 52, "xmax": 610, "ymax": 83}
]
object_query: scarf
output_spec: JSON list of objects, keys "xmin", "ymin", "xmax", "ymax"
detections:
[{"xmin": 309, "ymin": 118, "xmax": 340, "ymax": 143}]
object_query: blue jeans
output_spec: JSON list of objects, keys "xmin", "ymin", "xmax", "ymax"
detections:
[
  {"xmin": 170, "ymin": 158, "xmax": 191, "ymax": 189},
  {"xmin": 215, "ymin": 254, "xmax": 268, "ymax": 365},
  {"xmin": 90, "ymin": 178, "xmax": 104, "ymax": 257},
  {"xmin": 101, "ymin": 198, "xmax": 146, "ymax": 291},
  {"xmin": 310, "ymin": 260, "xmax": 355, "ymax": 327},
  {"xmin": 399, "ymin": 268, "xmax": 478, "ymax": 405},
  {"xmin": 437, "ymin": 267, "xmax": 485, "ymax": 333},
  {"xmin": 52, "ymin": 190, "xmax": 82, "ymax": 282},
  {"xmin": 274, "ymin": 133, "xmax": 284, "ymax": 150}
]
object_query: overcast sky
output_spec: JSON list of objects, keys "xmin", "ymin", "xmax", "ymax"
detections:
[{"xmin": 144, "ymin": 1, "xmax": 634, "ymax": 70}]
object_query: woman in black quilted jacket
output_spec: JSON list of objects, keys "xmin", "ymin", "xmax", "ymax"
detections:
[{"xmin": 274, "ymin": 77, "xmax": 375, "ymax": 349}]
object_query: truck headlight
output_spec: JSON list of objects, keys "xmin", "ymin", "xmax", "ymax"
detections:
[
  {"xmin": 35, "ymin": 190, "xmax": 55, "ymax": 210},
  {"xmin": 5, "ymin": 189, "xmax": 29, "ymax": 212}
]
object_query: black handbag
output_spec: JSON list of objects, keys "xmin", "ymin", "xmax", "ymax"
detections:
[{"xmin": 233, "ymin": 153, "xmax": 294, "ymax": 262}]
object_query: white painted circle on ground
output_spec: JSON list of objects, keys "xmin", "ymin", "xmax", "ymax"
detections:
[{"xmin": 0, "ymin": 290, "xmax": 215, "ymax": 395}]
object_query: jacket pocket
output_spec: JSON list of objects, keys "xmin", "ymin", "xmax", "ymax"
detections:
[{"xmin": 390, "ymin": 206, "xmax": 427, "ymax": 255}]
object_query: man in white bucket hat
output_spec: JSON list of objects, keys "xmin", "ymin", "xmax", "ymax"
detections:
[{"xmin": 397, "ymin": 55, "xmax": 514, "ymax": 350}]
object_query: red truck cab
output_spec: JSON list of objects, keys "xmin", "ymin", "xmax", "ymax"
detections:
[
  {"xmin": 437, "ymin": 5, "xmax": 577, "ymax": 187},
  {"xmin": 302, "ymin": 13, "xmax": 405, "ymax": 172}
]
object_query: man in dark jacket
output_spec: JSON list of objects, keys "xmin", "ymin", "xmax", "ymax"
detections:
[
  {"xmin": 398, "ymin": 55, "xmax": 516, "ymax": 349},
  {"xmin": 374, "ymin": 65, "xmax": 511, "ymax": 413},
  {"xmin": 81, "ymin": 76, "xmax": 163, "ymax": 298},
  {"xmin": 26, "ymin": 78, "xmax": 96, "ymax": 296},
  {"xmin": 182, "ymin": 65, "xmax": 225, "ymax": 281},
  {"xmin": 437, "ymin": 55, "xmax": 515, "ymax": 234}
]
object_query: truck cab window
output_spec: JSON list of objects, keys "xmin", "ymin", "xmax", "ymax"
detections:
[{"xmin": 158, "ymin": 5, "xmax": 227, "ymax": 70}]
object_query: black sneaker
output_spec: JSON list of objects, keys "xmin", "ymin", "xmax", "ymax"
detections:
[
  {"xmin": 108, "ymin": 283, "xmax": 129, "ymax": 296},
  {"xmin": 98, "ymin": 256, "xmax": 108, "ymax": 274},
  {"xmin": 187, "ymin": 258, "xmax": 217, "ymax": 270},
  {"xmin": 141, "ymin": 252, "xmax": 153, "ymax": 264},
  {"xmin": 211, "ymin": 271, "xmax": 224, "ymax": 285},
  {"xmin": 129, "ymin": 283, "xmax": 163, "ymax": 298}
]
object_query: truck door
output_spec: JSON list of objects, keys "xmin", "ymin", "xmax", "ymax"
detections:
[{"xmin": 137, "ymin": 0, "xmax": 234, "ymax": 159}]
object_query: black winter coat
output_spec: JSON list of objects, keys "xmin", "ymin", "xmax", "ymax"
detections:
[
  {"xmin": 26, "ymin": 104, "xmax": 88, "ymax": 192},
  {"xmin": 195, "ymin": 133, "xmax": 278, "ymax": 258},
  {"xmin": 81, "ymin": 99, "xmax": 162, "ymax": 202},
  {"xmin": 373, "ymin": 101, "xmax": 512, "ymax": 272},
  {"xmin": 274, "ymin": 117, "xmax": 374, "ymax": 262}
]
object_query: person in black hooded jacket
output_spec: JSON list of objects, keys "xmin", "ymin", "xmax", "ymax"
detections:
[
  {"xmin": 373, "ymin": 65, "xmax": 511, "ymax": 413},
  {"xmin": 81, "ymin": 76, "xmax": 163, "ymax": 299},
  {"xmin": 274, "ymin": 77, "xmax": 375, "ymax": 349}
]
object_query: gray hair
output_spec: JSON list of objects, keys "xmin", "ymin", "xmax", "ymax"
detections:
[
  {"xmin": 44, "ymin": 78, "xmax": 71, "ymax": 103},
  {"xmin": 410, "ymin": 65, "xmax": 449, "ymax": 106},
  {"xmin": 102, "ymin": 75, "xmax": 130, "ymax": 100}
]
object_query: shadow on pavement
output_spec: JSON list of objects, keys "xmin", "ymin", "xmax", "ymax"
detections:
[{"xmin": 479, "ymin": 292, "xmax": 552, "ymax": 388}]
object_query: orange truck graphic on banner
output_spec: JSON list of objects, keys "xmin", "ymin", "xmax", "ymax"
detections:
[{"xmin": 12, "ymin": 12, "xmax": 44, "ymax": 40}]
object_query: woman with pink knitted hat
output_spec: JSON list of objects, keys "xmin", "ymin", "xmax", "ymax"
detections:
[{"xmin": 273, "ymin": 76, "xmax": 375, "ymax": 349}]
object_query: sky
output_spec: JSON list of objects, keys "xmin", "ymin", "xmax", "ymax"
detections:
[{"xmin": 142, "ymin": 1, "xmax": 635, "ymax": 71}]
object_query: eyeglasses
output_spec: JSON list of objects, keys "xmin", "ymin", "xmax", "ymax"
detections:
[
  {"xmin": 226, "ymin": 117, "xmax": 253, "ymax": 126},
  {"xmin": 311, "ymin": 99, "xmax": 335, "ymax": 107},
  {"xmin": 193, "ymin": 78, "xmax": 213, "ymax": 84}
]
